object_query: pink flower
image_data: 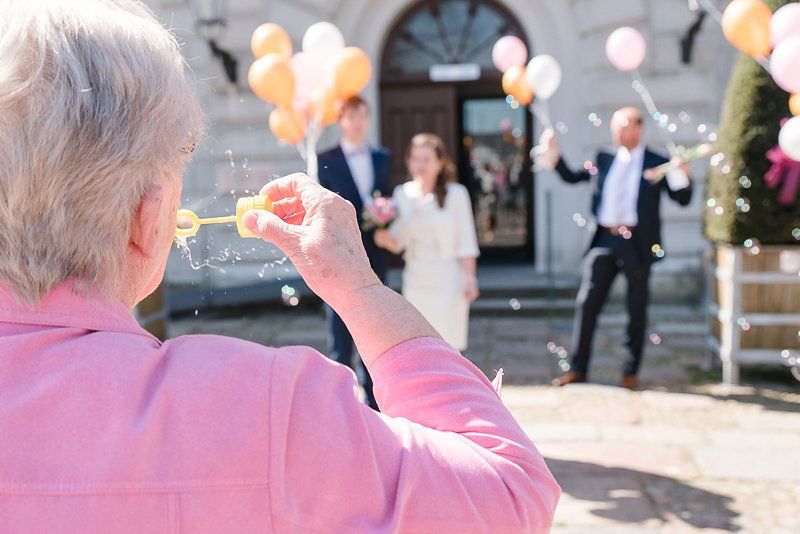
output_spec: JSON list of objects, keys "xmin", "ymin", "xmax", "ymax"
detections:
[{"xmin": 362, "ymin": 195, "xmax": 398, "ymax": 230}]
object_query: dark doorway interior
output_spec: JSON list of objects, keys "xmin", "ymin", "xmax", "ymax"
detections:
[{"xmin": 379, "ymin": 0, "xmax": 533, "ymax": 262}]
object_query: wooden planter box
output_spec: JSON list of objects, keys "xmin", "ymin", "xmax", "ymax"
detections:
[{"xmin": 706, "ymin": 244, "xmax": 800, "ymax": 384}]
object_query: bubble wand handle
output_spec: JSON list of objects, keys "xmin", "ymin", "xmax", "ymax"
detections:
[{"xmin": 175, "ymin": 195, "xmax": 273, "ymax": 239}]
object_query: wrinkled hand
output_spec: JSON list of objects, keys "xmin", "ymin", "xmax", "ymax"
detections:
[{"xmin": 244, "ymin": 173, "xmax": 382, "ymax": 309}]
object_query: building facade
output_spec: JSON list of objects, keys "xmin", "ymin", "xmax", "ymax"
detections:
[{"xmin": 150, "ymin": 0, "xmax": 735, "ymax": 301}]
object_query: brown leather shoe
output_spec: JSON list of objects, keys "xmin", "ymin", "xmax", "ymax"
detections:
[
  {"xmin": 552, "ymin": 371, "xmax": 587, "ymax": 387},
  {"xmin": 619, "ymin": 374, "xmax": 639, "ymax": 390}
]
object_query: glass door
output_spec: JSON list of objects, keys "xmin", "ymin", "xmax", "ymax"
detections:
[{"xmin": 460, "ymin": 97, "xmax": 532, "ymax": 261}]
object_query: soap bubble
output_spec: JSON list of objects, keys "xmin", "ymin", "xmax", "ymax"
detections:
[
  {"xmin": 736, "ymin": 198, "xmax": 751, "ymax": 213},
  {"xmin": 281, "ymin": 284, "xmax": 300, "ymax": 307},
  {"xmin": 743, "ymin": 238, "xmax": 761, "ymax": 256}
]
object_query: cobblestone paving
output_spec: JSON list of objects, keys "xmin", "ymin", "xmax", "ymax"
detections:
[{"xmin": 171, "ymin": 307, "xmax": 800, "ymax": 533}]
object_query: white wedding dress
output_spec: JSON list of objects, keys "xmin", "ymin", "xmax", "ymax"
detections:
[{"xmin": 390, "ymin": 181, "xmax": 480, "ymax": 351}]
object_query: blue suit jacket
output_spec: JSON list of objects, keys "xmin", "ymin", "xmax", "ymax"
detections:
[
  {"xmin": 555, "ymin": 148, "xmax": 693, "ymax": 264},
  {"xmin": 317, "ymin": 144, "xmax": 392, "ymax": 277}
]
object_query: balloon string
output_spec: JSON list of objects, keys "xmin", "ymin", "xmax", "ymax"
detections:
[
  {"xmin": 530, "ymin": 100, "xmax": 553, "ymax": 130},
  {"xmin": 631, "ymin": 70, "xmax": 679, "ymax": 157},
  {"xmin": 306, "ymin": 120, "xmax": 321, "ymax": 182}
]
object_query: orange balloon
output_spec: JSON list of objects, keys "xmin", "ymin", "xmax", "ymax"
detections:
[
  {"xmin": 269, "ymin": 107, "xmax": 307, "ymax": 144},
  {"xmin": 791, "ymin": 94, "xmax": 800, "ymax": 117},
  {"xmin": 502, "ymin": 65, "xmax": 532, "ymax": 105},
  {"xmin": 248, "ymin": 55, "xmax": 295, "ymax": 107},
  {"xmin": 310, "ymin": 86, "xmax": 340, "ymax": 126},
  {"xmin": 333, "ymin": 47, "xmax": 372, "ymax": 99},
  {"xmin": 251, "ymin": 23, "xmax": 292, "ymax": 60},
  {"xmin": 721, "ymin": 0, "xmax": 773, "ymax": 58}
]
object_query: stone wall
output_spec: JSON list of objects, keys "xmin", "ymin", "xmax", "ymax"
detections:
[{"xmin": 147, "ymin": 0, "xmax": 735, "ymax": 299}]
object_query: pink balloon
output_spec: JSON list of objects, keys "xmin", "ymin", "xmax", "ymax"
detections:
[
  {"xmin": 290, "ymin": 52, "xmax": 328, "ymax": 111},
  {"xmin": 492, "ymin": 36, "xmax": 528, "ymax": 73},
  {"xmin": 606, "ymin": 27, "xmax": 647, "ymax": 72},
  {"xmin": 771, "ymin": 3, "xmax": 800, "ymax": 47},
  {"xmin": 771, "ymin": 35, "xmax": 800, "ymax": 94}
]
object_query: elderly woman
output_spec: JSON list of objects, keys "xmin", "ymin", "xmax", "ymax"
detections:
[{"xmin": 0, "ymin": 1, "xmax": 559, "ymax": 532}]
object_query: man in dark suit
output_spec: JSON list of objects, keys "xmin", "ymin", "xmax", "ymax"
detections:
[
  {"xmin": 540, "ymin": 107, "xmax": 693, "ymax": 389},
  {"xmin": 317, "ymin": 96, "xmax": 391, "ymax": 409}
]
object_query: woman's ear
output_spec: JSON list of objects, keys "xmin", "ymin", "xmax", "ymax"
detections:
[{"xmin": 129, "ymin": 185, "xmax": 165, "ymax": 258}]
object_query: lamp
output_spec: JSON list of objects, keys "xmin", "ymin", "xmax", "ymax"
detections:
[{"xmin": 187, "ymin": 0, "xmax": 238, "ymax": 85}]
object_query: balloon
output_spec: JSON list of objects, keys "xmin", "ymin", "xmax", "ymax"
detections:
[
  {"xmin": 310, "ymin": 86, "xmax": 340, "ymax": 126},
  {"xmin": 332, "ymin": 47, "xmax": 372, "ymax": 99},
  {"xmin": 251, "ymin": 23, "xmax": 292, "ymax": 59},
  {"xmin": 771, "ymin": 35, "xmax": 800, "ymax": 93},
  {"xmin": 722, "ymin": 0, "xmax": 773, "ymax": 58},
  {"xmin": 502, "ymin": 66, "xmax": 532, "ymax": 106},
  {"xmin": 525, "ymin": 54, "xmax": 561, "ymax": 100},
  {"xmin": 790, "ymin": 94, "xmax": 800, "ymax": 117},
  {"xmin": 248, "ymin": 55, "xmax": 295, "ymax": 106},
  {"xmin": 492, "ymin": 36, "xmax": 528, "ymax": 73},
  {"xmin": 290, "ymin": 52, "xmax": 327, "ymax": 110},
  {"xmin": 302, "ymin": 22, "xmax": 345, "ymax": 62},
  {"xmin": 779, "ymin": 116, "xmax": 800, "ymax": 162},
  {"xmin": 269, "ymin": 107, "xmax": 307, "ymax": 145},
  {"xmin": 770, "ymin": 3, "xmax": 800, "ymax": 47},
  {"xmin": 606, "ymin": 27, "xmax": 647, "ymax": 72}
]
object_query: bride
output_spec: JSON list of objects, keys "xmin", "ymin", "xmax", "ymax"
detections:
[{"xmin": 374, "ymin": 133, "xmax": 480, "ymax": 351}]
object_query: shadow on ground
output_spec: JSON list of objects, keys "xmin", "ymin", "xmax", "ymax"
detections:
[{"xmin": 547, "ymin": 458, "xmax": 740, "ymax": 531}]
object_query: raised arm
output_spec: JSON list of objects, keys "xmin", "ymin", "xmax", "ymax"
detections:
[
  {"xmin": 539, "ymin": 128, "xmax": 590, "ymax": 184},
  {"xmin": 244, "ymin": 174, "xmax": 560, "ymax": 532},
  {"xmin": 664, "ymin": 164, "xmax": 694, "ymax": 206}
]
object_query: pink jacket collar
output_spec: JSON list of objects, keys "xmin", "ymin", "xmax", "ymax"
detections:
[{"xmin": 0, "ymin": 281, "xmax": 158, "ymax": 341}]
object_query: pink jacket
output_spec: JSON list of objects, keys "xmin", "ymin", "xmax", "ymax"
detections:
[{"xmin": 0, "ymin": 282, "xmax": 559, "ymax": 533}]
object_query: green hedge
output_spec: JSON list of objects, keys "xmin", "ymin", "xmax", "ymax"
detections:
[{"xmin": 704, "ymin": 0, "xmax": 800, "ymax": 245}]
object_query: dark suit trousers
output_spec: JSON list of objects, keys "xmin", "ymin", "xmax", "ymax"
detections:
[{"xmin": 570, "ymin": 231, "xmax": 651, "ymax": 376}]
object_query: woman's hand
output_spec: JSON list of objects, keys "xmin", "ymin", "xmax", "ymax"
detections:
[
  {"xmin": 374, "ymin": 228, "xmax": 401, "ymax": 254},
  {"xmin": 463, "ymin": 276, "xmax": 480, "ymax": 303},
  {"xmin": 243, "ymin": 173, "xmax": 382, "ymax": 309}
]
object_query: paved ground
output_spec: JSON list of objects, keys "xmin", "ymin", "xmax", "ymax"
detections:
[{"xmin": 171, "ymin": 306, "xmax": 800, "ymax": 533}]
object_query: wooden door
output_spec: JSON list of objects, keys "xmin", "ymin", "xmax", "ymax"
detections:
[{"xmin": 380, "ymin": 85, "xmax": 458, "ymax": 187}]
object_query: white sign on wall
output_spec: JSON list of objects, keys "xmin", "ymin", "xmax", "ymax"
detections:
[{"xmin": 429, "ymin": 63, "xmax": 481, "ymax": 82}]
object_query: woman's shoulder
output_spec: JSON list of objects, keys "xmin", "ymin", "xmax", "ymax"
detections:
[
  {"xmin": 445, "ymin": 182, "xmax": 470, "ymax": 202},
  {"xmin": 394, "ymin": 181, "xmax": 415, "ymax": 199}
]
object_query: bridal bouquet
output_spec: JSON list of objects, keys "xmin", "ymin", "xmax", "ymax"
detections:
[{"xmin": 362, "ymin": 193, "xmax": 398, "ymax": 231}]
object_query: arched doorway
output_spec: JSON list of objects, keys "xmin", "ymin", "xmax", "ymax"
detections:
[{"xmin": 380, "ymin": 0, "xmax": 534, "ymax": 262}]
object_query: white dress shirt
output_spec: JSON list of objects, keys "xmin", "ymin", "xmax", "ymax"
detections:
[
  {"xmin": 341, "ymin": 138, "xmax": 375, "ymax": 206},
  {"xmin": 597, "ymin": 144, "xmax": 645, "ymax": 228}
]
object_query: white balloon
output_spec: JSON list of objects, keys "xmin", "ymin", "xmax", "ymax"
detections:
[
  {"xmin": 779, "ymin": 116, "xmax": 800, "ymax": 162},
  {"xmin": 302, "ymin": 22, "xmax": 345, "ymax": 62},
  {"xmin": 525, "ymin": 54, "xmax": 562, "ymax": 100},
  {"xmin": 290, "ymin": 52, "xmax": 328, "ymax": 110}
]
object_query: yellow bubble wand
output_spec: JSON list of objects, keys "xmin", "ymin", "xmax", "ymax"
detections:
[{"xmin": 175, "ymin": 195, "xmax": 273, "ymax": 239}]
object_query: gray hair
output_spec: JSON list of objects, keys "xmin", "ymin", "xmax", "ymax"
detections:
[{"xmin": 0, "ymin": 0, "xmax": 204, "ymax": 305}]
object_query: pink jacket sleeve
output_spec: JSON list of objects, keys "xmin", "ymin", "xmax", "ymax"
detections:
[{"xmin": 268, "ymin": 337, "xmax": 560, "ymax": 533}]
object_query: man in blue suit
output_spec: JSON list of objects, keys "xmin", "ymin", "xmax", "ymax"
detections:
[
  {"xmin": 540, "ymin": 107, "xmax": 693, "ymax": 389},
  {"xmin": 317, "ymin": 96, "xmax": 391, "ymax": 410}
]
